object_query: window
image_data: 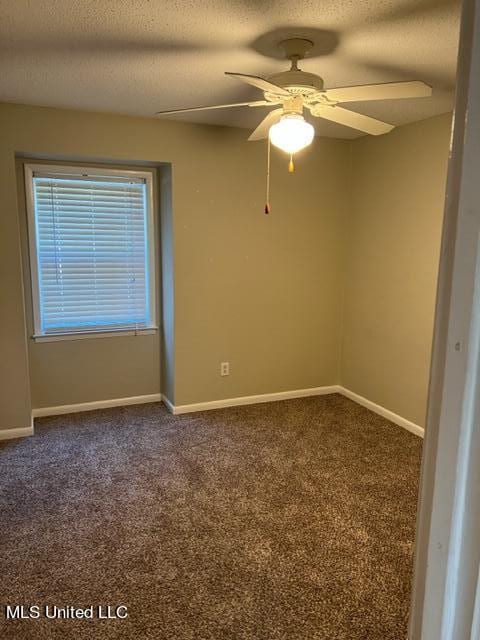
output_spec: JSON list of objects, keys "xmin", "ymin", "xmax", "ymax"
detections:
[{"xmin": 25, "ymin": 164, "xmax": 156, "ymax": 340}]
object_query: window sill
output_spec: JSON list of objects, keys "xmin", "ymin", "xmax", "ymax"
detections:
[{"xmin": 32, "ymin": 327, "xmax": 158, "ymax": 343}]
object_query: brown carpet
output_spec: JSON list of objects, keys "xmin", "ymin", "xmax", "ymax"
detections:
[{"xmin": 0, "ymin": 394, "xmax": 422, "ymax": 640}]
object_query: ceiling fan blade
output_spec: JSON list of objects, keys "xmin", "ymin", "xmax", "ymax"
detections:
[
  {"xmin": 324, "ymin": 81, "xmax": 432, "ymax": 103},
  {"xmin": 225, "ymin": 72, "xmax": 291, "ymax": 97},
  {"xmin": 248, "ymin": 109, "xmax": 284, "ymax": 141},
  {"xmin": 155, "ymin": 100, "xmax": 270, "ymax": 115},
  {"xmin": 312, "ymin": 105, "xmax": 394, "ymax": 135}
]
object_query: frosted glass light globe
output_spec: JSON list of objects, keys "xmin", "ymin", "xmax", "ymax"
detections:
[{"xmin": 269, "ymin": 114, "xmax": 314, "ymax": 154}]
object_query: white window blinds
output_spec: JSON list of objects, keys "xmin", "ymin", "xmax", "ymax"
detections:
[{"xmin": 27, "ymin": 167, "xmax": 155, "ymax": 336}]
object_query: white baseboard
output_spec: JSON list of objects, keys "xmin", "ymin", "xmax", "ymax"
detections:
[
  {"xmin": 32, "ymin": 393, "xmax": 162, "ymax": 418},
  {"xmin": 25, "ymin": 386, "xmax": 422, "ymax": 440},
  {"xmin": 163, "ymin": 385, "xmax": 423, "ymax": 438},
  {"xmin": 163, "ymin": 386, "xmax": 341, "ymax": 415},
  {"xmin": 0, "ymin": 424, "xmax": 34, "ymax": 441},
  {"xmin": 338, "ymin": 386, "xmax": 424, "ymax": 438}
]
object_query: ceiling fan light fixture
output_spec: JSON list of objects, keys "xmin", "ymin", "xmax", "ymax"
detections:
[{"xmin": 269, "ymin": 114, "xmax": 314, "ymax": 154}]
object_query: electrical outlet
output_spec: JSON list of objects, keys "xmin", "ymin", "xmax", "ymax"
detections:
[{"xmin": 220, "ymin": 362, "xmax": 230, "ymax": 376}]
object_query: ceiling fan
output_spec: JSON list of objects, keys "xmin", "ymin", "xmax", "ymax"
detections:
[{"xmin": 155, "ymin": 38, "xmax": 432, "ymax": 154}]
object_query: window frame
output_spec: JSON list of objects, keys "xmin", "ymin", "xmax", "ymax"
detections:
[{"xmin": 24, "ymin": 163, "xmax": 158, "ymax": 342}]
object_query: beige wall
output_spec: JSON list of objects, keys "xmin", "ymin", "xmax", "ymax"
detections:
[
  {"xmin": 340, "ymin": 114, "xmax": 452, "ymax": 426},
  {"xmin": 0, "ymin": 102, "xmax": 451, "ymax": 429},
  {"xmin": 0, "ymin": 102, "xmax": 349, "ymax": 422}
]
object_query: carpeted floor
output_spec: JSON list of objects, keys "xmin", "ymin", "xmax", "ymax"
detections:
[{"xmin": 0, "ymin": 394, "xmax": 422, "ymax": 640}]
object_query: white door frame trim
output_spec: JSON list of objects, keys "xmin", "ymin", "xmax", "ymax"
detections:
[{"xmin": 409, "ymin": 0, "xmax": 480, "ymax": 637}]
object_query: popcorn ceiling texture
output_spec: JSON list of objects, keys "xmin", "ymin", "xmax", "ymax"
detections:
[
  {"xmin": 0, "ymin": 395, "xmax": 421, "ymax": 639},
  {"xmin": 0, "ymin": 0, "xmax": 459, "ymax": 137}
]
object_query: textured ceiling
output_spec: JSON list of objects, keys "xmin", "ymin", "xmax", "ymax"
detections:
[{"xmin": 0, "ymin": 0, "xmax": 461, "ymax": 139}]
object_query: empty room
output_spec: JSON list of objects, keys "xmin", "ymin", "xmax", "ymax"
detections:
[{"xmin": 2, "ymin": 0, "xmax": 476, "ymax": 638}]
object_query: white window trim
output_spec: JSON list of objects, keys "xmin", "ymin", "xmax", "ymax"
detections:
[
  {"xmin": 33, "ymin": 328, "xmax": 158, "ymax": 343},
  {"xmin": 24, "ymin": 163, "xmax": 158, "ymax": 342}
]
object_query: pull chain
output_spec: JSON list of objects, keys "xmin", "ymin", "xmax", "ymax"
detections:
[
  {"xmin": 264, "ymin": 136, "xmax": 271, "ymax": 214},
  {"xmin": 288, "ymin": 153, "xmax": 295, "ymax": 173}
]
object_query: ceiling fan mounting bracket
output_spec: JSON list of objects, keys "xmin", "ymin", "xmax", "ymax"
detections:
[
  {"xmin": 278, "ymin": 38, "xmax": 314, "ymax": 62},
  {"xmin": 265, "ymin": 38, "xmax": 324, "ymax": 95}
]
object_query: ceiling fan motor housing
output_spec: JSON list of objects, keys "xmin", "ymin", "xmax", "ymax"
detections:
[{"xmin": 266, "ymin": 70, "xmax": 324, "ymax": 96}]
